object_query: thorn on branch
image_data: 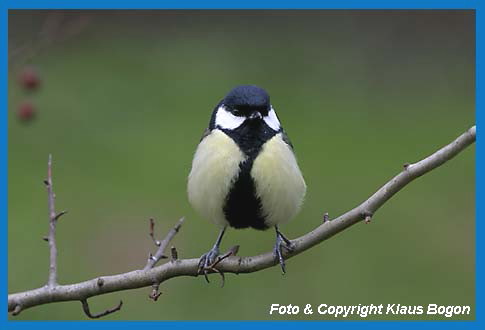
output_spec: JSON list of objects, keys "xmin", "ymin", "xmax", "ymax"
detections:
[
  {"xmin": 149, "ymin": 218, "xmax": 161, "ymax": 246},
  {"xmin": 43, "ymin": 179, "xmax": 49, "ymax": 186},
  {"xmin": 149, "ymin": 283, "xmax": 162, "ymax": 301},
  {"xmin": 54, "ymin": 210, "xmax": 68, "ymax": 221},
  {"xmin": 403, "ymin": 162, "xmax": 411, "ymax": 170},
  {"xmin": 364, "ymin": 215, "xmax": 372, "ymax": 224},
  {"xmin": 42, "ymin": 236, "xmax": 49, "ymax": 242},
  {"xmin": 81, "ymin": 299, "xmax": 123, "ymax": 319},
  {"xmin": 170, "ymin": 246, "xmax": 178, "ymax": 261},
  {"xmin": 323, "ymin": 212, "xmax": 329, "ymax": 223}
]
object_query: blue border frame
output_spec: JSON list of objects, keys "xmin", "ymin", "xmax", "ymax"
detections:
[{"xmin": 2, "ymin": 0, "xmax": 480, "ymax": 329}]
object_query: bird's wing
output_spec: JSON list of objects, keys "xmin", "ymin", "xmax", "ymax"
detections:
[
  {"xmin": 199, "ymin": 127, "xmax": 211, "ymax": 142},
  {"xmin": 281, "ymin": 129, "xmax": 294, "ymax": 150}
]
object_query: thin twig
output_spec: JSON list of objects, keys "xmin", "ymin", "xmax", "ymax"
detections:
[
  {"xmin": 11, "ymin": 305, "xmax": 22, "ymax": 316},
  {"xmin": 149, "ymin": 218, "xmax": 161, "ymax": 246},
  {"xmin": 144, "ymin": 217, "xmax": 184, "ymax": 270},
  {"xmin": 45, "ymin": 154, "xmax": 59, "ymax": 288},
  {"xmin": 211, "ymin": 245, "xmax": 240, "ymax": 269},
  {"xmin": 170, "ymin": 246, "xmax": 178, "ymax": 261},
  {"xmin": 7, "ymin": 125, "xmax": 476, "ymax": 317},
  {"xmin": 206, "ymin": 245, "xmax": 240, "ymax": 288},
  {"xmin": 16, "ymin": 155, "xmax": 123, "ymax": 318},
  {"xmin": 81, "ymin": 299, "xmax": 123, "ymax": 319},
  {"xmin": 149, "ymin": 283, "xmax": 162, "ymax": 302}
]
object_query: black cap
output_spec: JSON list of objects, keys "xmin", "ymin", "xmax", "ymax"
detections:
[{"xmin": 223, "ymin": 85, "xmax": 270, "ymax": 115}]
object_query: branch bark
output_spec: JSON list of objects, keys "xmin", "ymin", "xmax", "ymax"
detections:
[
  {"xmin": 7, "ymin": 125, "xmax": 476, "ymax": 317},
  {"xmin": 144, "ymin": 217, "xmax": 184, "ymax": 270},
  {"xmin": 45, "ymin": 154, "xmax": 59, "ymax": 288}
]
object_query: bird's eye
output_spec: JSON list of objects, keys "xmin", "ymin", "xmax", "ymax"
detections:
[{"xmin": 232, "ymin": 109, "xmax": 241, "ymax": 116}]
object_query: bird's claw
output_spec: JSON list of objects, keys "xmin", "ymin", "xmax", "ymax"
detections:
[
  {"xmin": 273, "ymin": 232, "xmax": 294, "ymax": 274},
  {"xmin": 197, "ymin": 247, "xmax": 220, "ymax": 283}
]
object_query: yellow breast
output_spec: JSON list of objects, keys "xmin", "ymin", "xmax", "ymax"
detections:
[
  {"xmin": 251, "ymin": 133, "xmax": 306, "ymax": 227},
  {"xmin": 187, "ymin": 129, "xmax": 246, "ymax": 228}
]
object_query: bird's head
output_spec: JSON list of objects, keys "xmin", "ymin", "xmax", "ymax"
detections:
[{"xmin": 211, "ymin": 85, "xmax": 281, "ymax": 131}]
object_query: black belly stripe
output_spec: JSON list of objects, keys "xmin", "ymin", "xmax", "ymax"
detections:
[
  {"xmin": 220, "ymin": 120, "xmax": 279, "ymax": 230},
  {"xmin": 223, "ymin": 158, "xmax": 268, "ymax": 230}
]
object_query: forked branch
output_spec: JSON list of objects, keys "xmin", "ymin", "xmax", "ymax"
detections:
[{"xmin": 7, "ymin": 125, "xmax": 476, "ymax": 318}]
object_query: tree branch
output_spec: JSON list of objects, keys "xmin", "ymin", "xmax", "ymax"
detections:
[
  {"xmin": 8, "ymin": 125, "xmax": 476, "ymax": 317},
  {"xmin": 81, "ymin": 299, "xmax": 123, "ymax": 319},
  {"xmin": 44, "ymin": 154, "xmax": 59, "ymax": 288},
  {"xmin": 144, "ymin": 217, "xmax": 184, "ymax": 270}
]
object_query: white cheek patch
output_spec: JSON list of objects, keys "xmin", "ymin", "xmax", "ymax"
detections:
[
  {"xmin": 263, "ymin": 107, "xmax": 281, "ymax": 131},
  {"xmin": 215, "ymin": 106, "xmax": 245, "ymax": 129}
]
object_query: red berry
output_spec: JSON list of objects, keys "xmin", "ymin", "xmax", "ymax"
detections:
[
  {"xmin": 19, "ymin": 67, "xmax": 41, "ymax": 90},
  {"xmin": 17, "ymin": 101, "xmax": 36, "ymax": 122}
]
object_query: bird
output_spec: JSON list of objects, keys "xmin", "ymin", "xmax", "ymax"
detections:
[{"xmin": 187, "ymin": 85, "xmax": 306, "ymax": 276}]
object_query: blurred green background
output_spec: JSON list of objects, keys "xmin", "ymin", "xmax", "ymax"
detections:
[{"xmin": 8, "ymin": 10, "xmax": 475, "ymax": 320}]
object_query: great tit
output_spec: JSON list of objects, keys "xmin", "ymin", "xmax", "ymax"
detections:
[{"xmin": 187, "ymin": 85, "xmax": 306, "ymax": 275}]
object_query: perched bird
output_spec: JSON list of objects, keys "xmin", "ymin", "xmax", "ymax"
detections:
[{"xmin": 187, "ymin": 85, "xmax": 306, "ymax": 275}]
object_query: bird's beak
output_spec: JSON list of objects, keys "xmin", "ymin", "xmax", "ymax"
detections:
[{"xmin": 248, "ymin": 111, "xmax": 262, "ymax": 121}]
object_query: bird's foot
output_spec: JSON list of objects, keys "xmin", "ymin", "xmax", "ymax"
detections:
[
  {"xmin": 197, "ymin": 246, "xmax": 220, "ymax": 283},
  {"xmin": 273, "ymin": 231, "xmax": 295, "ymax": 274}
]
